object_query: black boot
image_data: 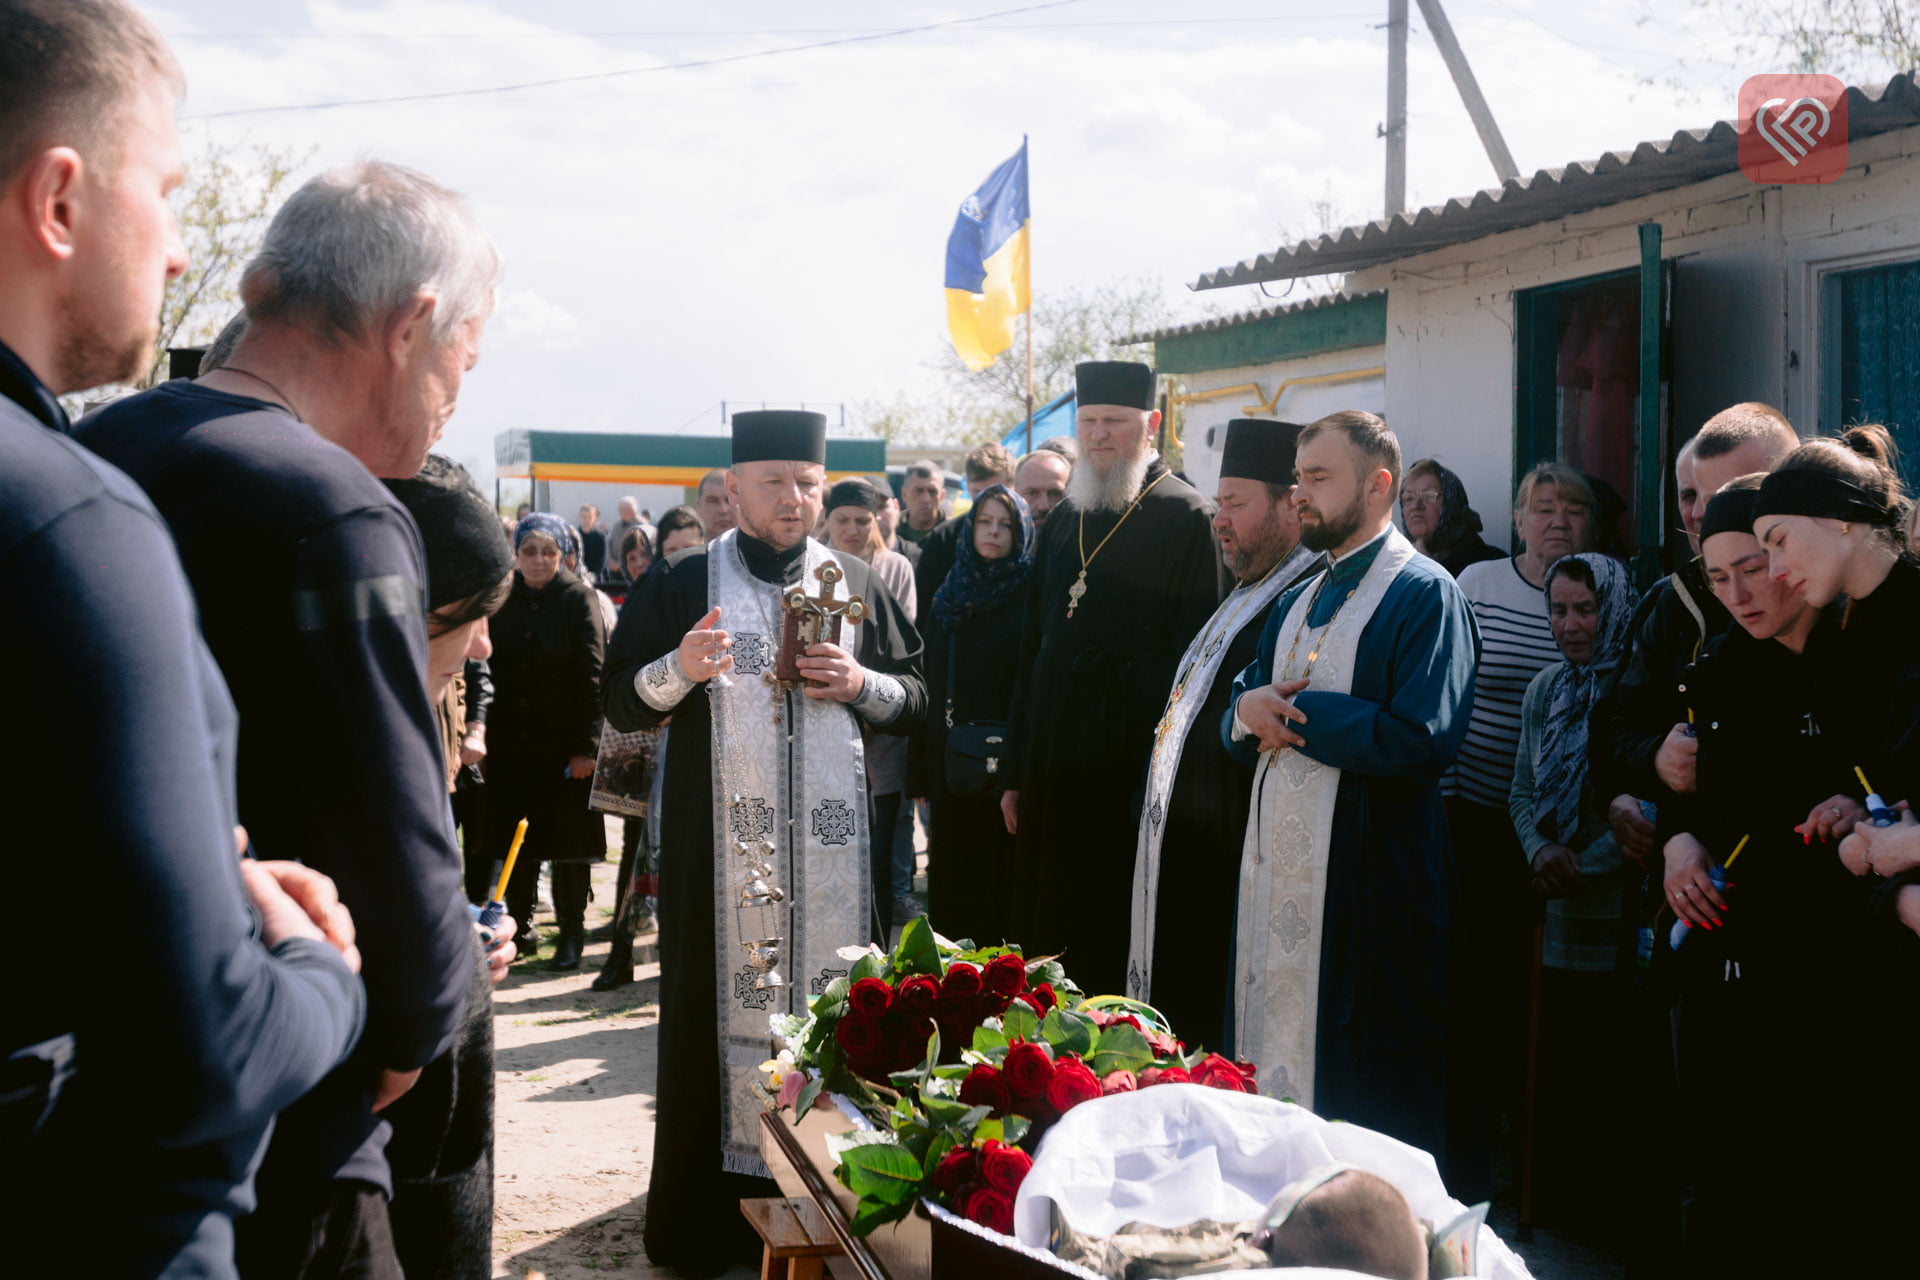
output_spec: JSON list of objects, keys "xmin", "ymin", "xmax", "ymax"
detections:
[
  {"xmin": 591, "ymin": 934, "xmax": 634, "ymax": 990},
  {"xmin": 551, "ymin": 927, "xmax": 584, "ymax": 971},
  {"xmin": 549, "ymin": 861, "xmax": 591, "ymax": 971}
]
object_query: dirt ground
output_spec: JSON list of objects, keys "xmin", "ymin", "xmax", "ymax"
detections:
[{"xmin": 486, "ymin": 832, "xmax": 1623, "ymax": 1280}]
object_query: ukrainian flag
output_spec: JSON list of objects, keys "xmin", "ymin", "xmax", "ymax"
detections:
[{"xmin": 945, "ymin": 138, "xmax": 1030, "ymax": 372}]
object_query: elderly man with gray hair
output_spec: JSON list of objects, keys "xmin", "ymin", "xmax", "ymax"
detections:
[{"xmin": 79, "ymin": 159, "xmax": 500, "ymax": 1279}]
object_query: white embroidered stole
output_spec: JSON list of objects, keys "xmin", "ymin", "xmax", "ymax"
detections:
[
  {"xmin": 1232, "ymin": 529, "xmax": 1414, "ymax": 1110},
  {"xmin": 1126, "ymin": 544, "xmax": 1317, "ymax": 1005},
  {"xmin": 707, "ymin": 531, "xmax": 871, "ymax": 1174}
]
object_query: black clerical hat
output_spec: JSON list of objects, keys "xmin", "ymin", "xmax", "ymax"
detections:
[
  {"xmin": 1219, "ymin": 419, "xmax": 1305, "ymax": 486},
  {"xmin": 1075, "ymin": 361, "xmax": 1156, "ymax": 411},
  {"xmin": 383, "ymin": 455, "xmax": 514, "ymax": 610},
  {"xmin": 731, "ymin": 410, "xmax": 827, "ymax": 465}
]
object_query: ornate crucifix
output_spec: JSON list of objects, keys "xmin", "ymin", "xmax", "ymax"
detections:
[{"xmin": 775, "ymin": 561, "xmax": 868, "ymax": 685}]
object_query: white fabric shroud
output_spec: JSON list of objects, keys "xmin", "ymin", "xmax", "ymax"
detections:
[{"xmin": 1011, "ymin": 1086, "xmax": 1533, "ymax": 1280}]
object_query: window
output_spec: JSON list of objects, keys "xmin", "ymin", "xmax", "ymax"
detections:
[{"xmin": 1821, "ymin": 259, "xmax": 1920, "ymax": 486}]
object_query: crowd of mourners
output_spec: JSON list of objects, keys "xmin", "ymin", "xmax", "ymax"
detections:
[{"xmin": 5, "ymin": 4, "xmax": 1919, "ymax": 1279}]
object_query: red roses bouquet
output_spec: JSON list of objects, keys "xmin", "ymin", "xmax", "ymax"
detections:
[{"xmin": 764, "ymin": 917, "xmax": 1257, "ymax": 1237}]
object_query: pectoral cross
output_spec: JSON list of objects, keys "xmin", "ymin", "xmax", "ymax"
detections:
[
  {"xmin": 1067, "ymin": 571, "xmax": 1088, "ymax": 618},
  {"xmin": 775, "ymin": 561, "xmax": 868, "ymax": 685}
]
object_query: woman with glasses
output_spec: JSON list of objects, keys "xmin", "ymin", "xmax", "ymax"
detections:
[{"xmin": 1399, "ymin": 458, "xmax": 1503, "ymax": 578}]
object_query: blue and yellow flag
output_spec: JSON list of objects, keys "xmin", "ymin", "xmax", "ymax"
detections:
[{"xmin": 945, "ymin": 138, "xmax": 1030, "ymax": 371}]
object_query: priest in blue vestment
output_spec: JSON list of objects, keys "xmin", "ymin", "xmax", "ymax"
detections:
[{"xmin": 1223, "ymin": 410, "xmax": 1480, "ymax": 1181}]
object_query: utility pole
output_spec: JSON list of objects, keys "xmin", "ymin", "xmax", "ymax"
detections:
[
  {"xmin": 1384, "ymin": 0, "xmax": 1408, "ymax": 218},
  {"xmin": 1415, "ymin": 0, "xmax": 1519, "ymax": 182}
]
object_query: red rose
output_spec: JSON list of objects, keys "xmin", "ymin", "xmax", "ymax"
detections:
[
  {"xmin": 983, "ymin": 953, "xmax": 1028, "ymax": 997},
  {"xmin": 1002, "ymin": 1040, "xmax": 1055, "ymax": 1099},
  {"xmin": 1045, "ymin": 1053, "xmax": 1102, "ymax": 1114},
  {"xmin": 1145, "ymin": 1030, "xmax": 1184, "ymax": 1058},
  {"xmin": 963, "ymin": 1186, "xmax": 1015, "ymax": 1235},
  {"xmin": 1012, "ymin": 992, "xmax": 1046, "ymax": 1019},
  {"xmin": 1100, "ymin": 1070, "xmax": 1138, "ymax": 1096},
  {"xmin": 848, "ymin": 977, "xmax": 894, "ymax": 1018},
  {"xmin": 979, "ymin": 1139, "xmax": 1034, "ymax": 1194},
  {"xmin": 958, "ymin": 1064, "xmax": 1010, "ymax": 1115},
  {"xmin": 896, "ymin": 974, "xmax": 940, "ymax": 1017},
  {"xmin": 887, "ymin": 1014, "xmax": 936, "ymax": 1071},
  {"xmin": 931, "ymin": 1146, "xmax": 977, "ymax": 1194},
  {"xmin": 835, "ymin": 1013, "xmax": 884, "ymax": 1058},
  {"xmin": 941, "ymin": 963, "xmax": 983, "ymax": 999},
  {"xmin": 1138, "ymin": 1065, "xmax": 1191, "ymax": 1087},
  {"xmin": 1189, "ymin": 1053, "xmax": 1257, "ymax": 1094},
  {"xmin": 1029, "ymin": 982, "xmax": 1058, "ymax": 1012}
]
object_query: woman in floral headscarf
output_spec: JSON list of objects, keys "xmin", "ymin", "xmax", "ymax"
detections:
[{"xmin": 1508, "ymin": 549, "xmax": 1637, "ymax": 1232}]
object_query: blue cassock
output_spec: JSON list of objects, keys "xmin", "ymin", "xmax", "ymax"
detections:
[{"xmin": 1222, "ymin": 533, "xmax": 1480, "ymax": 1164}]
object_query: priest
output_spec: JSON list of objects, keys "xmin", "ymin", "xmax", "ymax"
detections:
[
  {"xmin": 602, "ymin": 411, "xmax": 926, "ymax": 1277},
  {"xmin": 1003, "ymin": 361, "xmax": 1219, "ymax": 995},
  {"xmin": 1223, "ymin": 410, "xmax": 1478, "ymax": 1164},
  {"xmin": 1127, "ymin": 420, "xmax": 1323, "ymax": 1051}
]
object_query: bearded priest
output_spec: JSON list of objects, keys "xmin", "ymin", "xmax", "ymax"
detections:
[
  {"xmin": 1222, "ymin": 410, "xmax": 1478, "ymax": 1170},
  {"xmin": 1127, "ymin": 419, "xmax": 1324, "ymax": 1052},
  {"xmin": 1003, "ymin": 361, "xmax": 1219, "ymax": 994},
  {"xmin": 602, "ymin": 410, "xmax": 926, "ymax": 1277}
]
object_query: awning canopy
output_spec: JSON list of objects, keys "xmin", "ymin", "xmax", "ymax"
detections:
[{"xmin": 494, "ymin": 429, "xmax": 888, "ymax": 485}]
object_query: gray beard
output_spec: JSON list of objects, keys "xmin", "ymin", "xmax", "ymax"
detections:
[{"xmin": 1068, "ymin": 449, "xmax": 1152, "ymax": 514}]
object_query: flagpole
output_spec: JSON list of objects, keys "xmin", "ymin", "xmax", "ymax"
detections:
[{"xmin": 1024, "ymin": 309, "xmax": 1035, "ymax": 455}]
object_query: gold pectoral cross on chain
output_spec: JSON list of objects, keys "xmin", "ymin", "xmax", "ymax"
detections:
[{"xmin": 1066, "ymin": 571, "xmax": 1088, "ymax": 618}]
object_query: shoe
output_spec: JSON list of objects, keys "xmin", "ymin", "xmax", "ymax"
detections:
[
  {"xmin": 591, "ymin": 937, "xmax": 634, "ymax": 991},
  {"xmin": 550, "ymin": 928, "xmax": 584, "ymax": 971},
  {"xmin": 512, "ymin": 926, "xmax": 539, "ymax": 960},
  {"xmin": 892, "ymin": 895, "xmax": 923, "ymax": 925}
]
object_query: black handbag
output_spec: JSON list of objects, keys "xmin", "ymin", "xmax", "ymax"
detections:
[{"xmin": 943, "ymin": 634, "xmax": 1009, "ymax": 797}]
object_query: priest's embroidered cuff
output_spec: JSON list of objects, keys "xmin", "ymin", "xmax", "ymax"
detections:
[
  {"xmin": 1230, "ymin": 707, "xmax": 1252, "ymax": 741},
  {"xmin": 636, "ymin": 653, "xmax": 695, "ymax": 711},
  {"xmin": 850, "ymin": 668, "xmax": 906, "ymax": 726}
]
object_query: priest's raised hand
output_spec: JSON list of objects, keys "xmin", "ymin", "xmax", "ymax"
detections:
[
  {"xmin": 676, "ymin": 604, "xmax": 734, "ymax": 680},
  {"xmin": 1236, "ymin": 675, "xmax": 1311, "ymax": 752}
]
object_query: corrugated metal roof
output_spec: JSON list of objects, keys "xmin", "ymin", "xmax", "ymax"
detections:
[
  {"xmin": 1194, "ymin": 71, "xmax": 1920, "ymax": 290},
  {"xmin": 1123, "ymin": 290, "xmax": 1383, "ymax": 346}
]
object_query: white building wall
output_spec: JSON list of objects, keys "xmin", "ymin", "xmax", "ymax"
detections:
[{"xmin": 1176, "ymin": 345, "xmax": 1387, "ymax": 496}]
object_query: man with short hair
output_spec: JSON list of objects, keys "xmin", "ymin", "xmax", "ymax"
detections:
[
  {"xmin": 696, "ymin": 465, "xmax": 737, "ymax": 540},
  {"xmin": 911, "ymin": 443, "xmax": 1018, "ymax": 619},
  {"xmin": 1, "ymin": 2, "xmax": 365, "ymax": 1272},
  {"xmin": 578, "ymin": 502, "xmax": 606, "ymax": 580},
  {"xmin": 1224, "ymin": 410, "xmax": 1478, "ymax": 1163},
  {"xmin": 604, "ymin": 494, "xmax": 644, "ymax": 575},
  {"xmin": 1127, "ymin": 420, "xmax": 1323, "ymax": 1051},
  {"xmin": 1002, "ymin": 362, "xmax": 1219, "ymax": 994},
  {"xmin": 963, "ymin": 440, "xmax": 1016, "ymax": 495},
  {"xmin": 1595, "ymin": 402, "xmax": 1799, "ymax": 856},
  {"xmin": 1015, "ymin": 447, "xmax": 1072, "ymax": 528},
  {"xmin": 80, "ymin": 159, "xmax": 491, "ymax": 1276},
  {"xmin": 898, "ymin": 459, "xmax": 947, "ymax": 547},
  {"xmin": 602, "ymin": 412, "xmax": 926, "ymax": 1273},
  {"xmin": 871, "ymin": 479, "xmax": 919, "ymax": 567}
]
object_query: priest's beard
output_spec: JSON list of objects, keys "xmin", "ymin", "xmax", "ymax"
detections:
[
  {"xmin": 1227, "ymin": 512, "xmax": 1295, "ymax": 582},
  {"xmin": 1298, "ymin": 489, "xmax": 1368, "ymax": 553},
  {"xmin": 1068, "ymin": 445, "xmax": 1152, "ymax": 514}
]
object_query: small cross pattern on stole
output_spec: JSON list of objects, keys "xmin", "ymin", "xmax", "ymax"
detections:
[{"xmin": 774, "ymin": 561, "xmax": 868, "ymax": 685}]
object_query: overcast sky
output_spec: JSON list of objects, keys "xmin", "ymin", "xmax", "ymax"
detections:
[{"xmin": 147, "ymin": 1, "xmax": 1784, "ymax": 482}]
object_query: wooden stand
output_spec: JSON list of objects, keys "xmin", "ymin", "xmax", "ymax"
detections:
[{"xmin": 741, "ymin": 1196, "xmax": 841, "ymax": 1280}]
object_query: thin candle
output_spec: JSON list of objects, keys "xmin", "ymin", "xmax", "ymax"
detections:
[
  {"xmin": 492, "ymin": 818, "xmax": 528, "ymax": 904},
  {"xmin": 1721, "ymin": 834, "xmax": 1751, "ymax": 871}
]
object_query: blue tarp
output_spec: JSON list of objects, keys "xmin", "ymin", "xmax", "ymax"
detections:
[{"xmin": 999, "ymin": 388, "xmax": 1075, "ymax": 453}]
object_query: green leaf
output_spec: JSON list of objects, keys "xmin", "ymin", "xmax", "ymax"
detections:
[
  {"xmin": 971, "ymin": 1025, "xmax": 1009, "ymax": 1056},
  {"xmin": 920, "ymin": 1096, "xmax": 979, "ymax": 1126},
  {"xmin": 1089, "ymin": 1024, "xmax": 1156, "ymax": 1076},
  {"xmin": 1002, "ymin": 1003, "xmax": 1040, "ymax": 1043},
  {"xmin": 839, "ymin": 1143, "xmax": 925, "ymax": 1204},
  {"xmin": 795, "ymin": 1073, "xmax": 825, "ymax": 1121},
  {"xmin": 891, "ymin": 915, "xmax": 940, "ymax": 976},
  {"xmin": 810, "ymin": 976, "xmax": 852, "ymax": 1023},
  {"xmin": 924, "ymin": 1130, "xmax": 955, "ymax": 1178},
  {"xmin": 1000, "ymin": 1115, "xmax": 1032, "ymax": 1146},
  {"xmin": 929, "ymin": 1064, "xmax": 971, "ymax": 1080},
  {"xmin": 974, "ymin": 1117, "xmax": 1004, "ymax": 1144},
  {"xmin": 1041, "ymin": 1009, "xmax": 1095, "ymax": 1058},
  {"xmin": 850, "ymin": 951, "xmax": 888, "ymax": 984},
  {"xmin": 849, "ymin": 1195, "xmax": 916, "ymax": 1237}
]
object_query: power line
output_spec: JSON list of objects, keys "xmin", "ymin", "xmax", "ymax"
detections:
[{"xmin": 185, "ymin": 0, "xmax": 1086, "ymax": 120}]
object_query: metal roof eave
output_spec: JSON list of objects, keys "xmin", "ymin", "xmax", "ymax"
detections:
[{"xmin": 1193, "ymin": 71, "xmax": 1920, "ymax": 290}]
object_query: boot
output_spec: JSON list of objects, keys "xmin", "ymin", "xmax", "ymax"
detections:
[
  {"xmin": 549, "ymin": 861, "xmax": 591, "ymax": 971},
  {"xmin": 591, "ymin": 934, "xmax": 634, "ymax": 990},
  {"xmin": 551, "ymin": 927, "xmax": 584, "ymax": 971}
]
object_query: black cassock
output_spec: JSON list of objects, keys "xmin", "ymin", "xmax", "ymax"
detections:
[
  {"xmin": 1009, "ymin": 459, "xmax": 1219, "ymax": 994},
  {"xmin": 602, "ymin": 532, "xmax": 925, "ymax": 1277},
  {"xmin": 1147, "ymin": 553, "xmax": 1322, "ymax": 1053}
]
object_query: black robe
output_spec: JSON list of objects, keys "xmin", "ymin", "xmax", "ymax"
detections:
[
  {"xmin": 923, "ymin": 578, "xmax": 1029, "ymax": 946},
  {"xmin": 1147, "ymin": 553, "xmax": 1322, "ymax": 1053},
  {"xmin": 1008, "ymin": 460, "xmax": 1220, "ymax": 994},
  {"xmin": 601, "ymin": 533, "xmax": 925, "ymax": 1276}
]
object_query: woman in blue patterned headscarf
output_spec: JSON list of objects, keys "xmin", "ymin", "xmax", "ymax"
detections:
[{"xmin": 925, "ymin": 484, "xmax": 1034, "ymax": 944}]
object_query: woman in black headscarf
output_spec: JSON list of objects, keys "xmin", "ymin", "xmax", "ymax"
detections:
[
  {"xmin": 922, "ymin": 484, "xmax": 1034, "ymax": 944},
  {"xmin": 1399, "ymin": 457, "xmax": 1503, "ymax": 577}
]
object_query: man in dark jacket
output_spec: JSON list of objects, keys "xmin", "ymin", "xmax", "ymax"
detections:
[
  {"xmin": 79, "ymin": 158, "xmax": 498, "ymax": 1277},
  {"xmin": 0, "ymin": 3, "xmax": 365, "ymax": 1274}
]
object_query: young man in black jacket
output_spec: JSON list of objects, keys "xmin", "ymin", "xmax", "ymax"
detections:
[
  {"xmin": 79, "ymin": 158, "xmax": 500, "ymax": 1277},
  {"xmin": 0, "ymin": 3, "xmax": 365, "ymax": 1274}
]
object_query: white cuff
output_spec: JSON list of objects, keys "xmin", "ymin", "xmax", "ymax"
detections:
[
  {"xmin": 1230, "ymin": 708, "xmax": 1252, "ymax": 742},
  {"xmin": 850, "ymin": 668, "xmax": 906, "ymax": 726},
  {"xmin": 637, "ymin": 653, "xmax": 695, "ymax": 712}
]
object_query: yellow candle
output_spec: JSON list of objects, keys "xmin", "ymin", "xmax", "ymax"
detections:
[
  {"xmin": 1722, "ymin": 834, "xmax": 1751, "ymax": 871},
  {"xmin": 1855, "ymin": 765, "xmax": 1875, "ymax": 796},
  {"xmin": 491, "ymin": 818, "xmax": 529, "ymax": 904}
]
